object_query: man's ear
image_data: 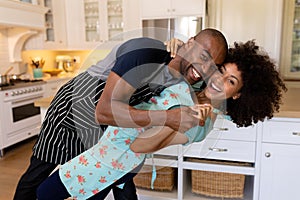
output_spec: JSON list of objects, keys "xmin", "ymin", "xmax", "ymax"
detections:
[
  {"xmin": 232, "ymin": 93, "xmax": 241, "ymax": 100},
  {"xmin": 187, "ymin": 37, "xmax": 195, "ymax": 43}
]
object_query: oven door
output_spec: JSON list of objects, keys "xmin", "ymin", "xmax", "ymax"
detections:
[{"xmin": 2, "ymin": 94, "xmax": 43, "ymax": 134}]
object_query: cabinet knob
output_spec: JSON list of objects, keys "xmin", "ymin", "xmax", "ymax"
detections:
[{"xmin": 265, "ymin": 152, "xmax": 271, "ymax": 158}]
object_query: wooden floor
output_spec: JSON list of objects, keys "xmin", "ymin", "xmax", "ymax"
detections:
[{"xmin": 0, "ymin": 136, "xmax": 37, "ymax": 200}]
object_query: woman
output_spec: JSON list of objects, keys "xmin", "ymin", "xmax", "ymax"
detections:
[{"xmin": 36, "ymin": 40, "xmax": 286, "ymax": 200}]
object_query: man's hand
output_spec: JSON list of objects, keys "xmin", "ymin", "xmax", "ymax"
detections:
[
  {"xmin": 164, "ymin": 38, "xmax": 184, "ymax": 58},
  {"xmin": 165, "ymin": 106, "xmax": 200, "ymax": 133}
]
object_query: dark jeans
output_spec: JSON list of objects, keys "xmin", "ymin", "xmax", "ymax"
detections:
[
  {"xmin": 14, "ymin": 155, "xmax": 138, "ymax": 200},
  {"xmin": 36, "ymin": 162, "xmax": 143, "ymax": 200},
  {"xmin": 14, "ymin": 156, "xmax": 57, "ymax": 200}
]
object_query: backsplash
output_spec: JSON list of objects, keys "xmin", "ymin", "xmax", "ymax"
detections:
[{"xmin": 0, "ymin": 29, "xmax": 110, "ymax": 75}]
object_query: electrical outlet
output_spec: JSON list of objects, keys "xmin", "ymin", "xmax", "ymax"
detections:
[{"xmin": 74, "ymin": 56, "xmax": 80, "ymax": 64}]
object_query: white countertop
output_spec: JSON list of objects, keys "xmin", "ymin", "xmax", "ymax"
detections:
[{"xmin": 42, "ymin": 72, "xmax": 76, "ymax": 82}]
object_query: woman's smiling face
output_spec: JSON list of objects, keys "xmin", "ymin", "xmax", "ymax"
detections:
[{"xmin": 204, "ymin": 62, "xmax": 243, "ymax": 101}]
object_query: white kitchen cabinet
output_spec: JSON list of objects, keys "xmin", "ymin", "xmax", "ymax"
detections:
[
  {"xmin": 259, "ymin": 118, "xmax": 300, "ymax": 200},
  {"xmin": 209, "ymin": 0, "xmax": 283, "ymax": 63},
  {"xmin": 136, "ymin": 116, "xmax": 258, "ymax": 200},
  {"xmin": 140, "ymin": 0, "xmax": 205, "ymax": 19},
  {"xmin": 259, "ymin": 143, "xmax": 300, "ymax": 200},
  {"xmin": 64, "ymin": 0, "xmax": 141, "ymax": 50},
  {"xmin": 41, "ymin": 0, "xmax": 67, "ymax": 49},
  {"xmin": 140, "ymin": 0, "xmax": 206, "ymax": 42},
  {"xmin": 25, "ymin": 0, "xmax": 141, "ymax": 50}
]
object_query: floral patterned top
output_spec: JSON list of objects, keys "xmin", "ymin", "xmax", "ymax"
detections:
[{"xmin": 58, "ymin": 81, "xmax": 211, "ymax": 199}]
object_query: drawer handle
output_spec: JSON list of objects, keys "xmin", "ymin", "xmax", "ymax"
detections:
[
  {"xmin": 292, "ymin": 132, "xmax": 300, "ymax": 136},
  {"xmin": 213, "ymin": 127, "xmax": 229, "ymax": 131},
  {"xmin": 208, "ymin": 147, "xmax": 228, "ymax": 152}
]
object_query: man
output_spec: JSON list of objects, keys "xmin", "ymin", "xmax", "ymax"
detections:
[
  {"xmin": 14, "ymin": 28, "xmax": 227, "ymax": 200},
  {"xmin": 96, "ymin": 29, "xmax": 227, "ymax": 132}
]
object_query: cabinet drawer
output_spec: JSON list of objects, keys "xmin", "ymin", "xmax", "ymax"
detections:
[
  {"xmin": 207, "ymin": 115, "xmax": 258, "ymax": 141},
  {"xmin": 263, "ymin": 119, "xmax": 300, "ymax": 145},
  {"xmin": 183, "ymin": 139, "xmax": 256, "ymax": 162},
  {"xmin": 44, "ymin": 77, "xmax": 72, "ymax": 97},
  {"xmin": 153, "ymin": 145, "xmax": 179, "ymax": 156}
]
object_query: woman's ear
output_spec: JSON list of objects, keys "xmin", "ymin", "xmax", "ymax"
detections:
[{"xmin": 232, "ymin": 93, "xmax": 241, "ymax": 100}]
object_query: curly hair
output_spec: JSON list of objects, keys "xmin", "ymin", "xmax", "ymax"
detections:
[{"xmin": 224, "ymin": 40, "xmax": 287, "ymax": 127}]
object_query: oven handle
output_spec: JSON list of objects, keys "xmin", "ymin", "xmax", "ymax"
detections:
[{"xmin": 11, "ymin": 95, "xmax": 44, "ymax": 107}]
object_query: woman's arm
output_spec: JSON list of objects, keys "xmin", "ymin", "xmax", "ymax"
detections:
[
  {"xmin": 130, "ymin": 104, "xmax": 213, "ymax": 153},
  {"xmin": 130, "ymin": 126, "xmax": 188, "ymax": 153}
]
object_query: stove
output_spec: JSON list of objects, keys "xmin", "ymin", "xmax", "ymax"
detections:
[
  {"xmin": 0, "ymin": 79, "xmax": 46, "ymax": 91},
  {"xmin": 0, "ymin": 79, "xmax": 46, "ymax": 157}
]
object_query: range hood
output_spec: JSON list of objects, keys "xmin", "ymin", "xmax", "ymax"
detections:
[{"xmin": 0, "ymin": 0, "xmax": 49, "ymax": 62}]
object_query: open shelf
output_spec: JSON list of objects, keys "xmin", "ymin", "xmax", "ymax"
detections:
[{"xmin": 181, "ymin": 169, "xmax": 254, "ymax": 200}]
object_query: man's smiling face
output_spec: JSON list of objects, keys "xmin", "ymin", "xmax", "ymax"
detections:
[{"xmin": 177, "ymin": 35, "xmax": 226, "ymax": 85}]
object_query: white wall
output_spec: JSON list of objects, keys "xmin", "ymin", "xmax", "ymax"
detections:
[{"xmin": 208, "ymin": 0, "xmax": 283, "ymax": 64}]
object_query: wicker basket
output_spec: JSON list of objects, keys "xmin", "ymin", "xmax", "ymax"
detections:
[
  {"xmin": 189, "ymin": 159, "xmax": 251, "ymax": 199},
  {"xmin": 133, "ymin": 165, "xmax": 175, "ymax": 191}
]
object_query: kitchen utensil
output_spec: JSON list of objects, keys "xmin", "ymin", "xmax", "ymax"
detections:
[
  {"xmin": 30, "ymin": 57, "xmax": 45, "ymax": 68},
  {"xmin": 0, "ymin": 75, "xmax": 10, "ymax": 86},
  {"xmin": 33, "ymin": 68, "xmax": 43, "ymax": 79},
  {"xmin": 56, "ymin": 55, "xmax": 75, "ymax": 72},
  {"xmin": 42, "ymin": 69, "xmax": 63, "ymax": 76},
  {"xmin": 0, "ymin": 66, "xmax": 14, "ymax": 86},
  {"xmin": 4, "ymin": 66, "xmax": 13, "ymax": 75},
  {"xmin": 9, "ymin": 72, "xmax": 27, "ymax": 81}
]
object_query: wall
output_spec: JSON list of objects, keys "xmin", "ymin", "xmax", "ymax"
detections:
[
  {"xmin": 21, "ymin": 49, "xmax": 111, "ymax": 75},
  {"xmin": 208, "ymin": 0, "xmax": 283, "ymax": 64}
]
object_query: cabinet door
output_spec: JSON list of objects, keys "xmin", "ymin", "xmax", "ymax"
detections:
[
  {"xmin": 64, "ymin": 0, "xmax": 86, "ymax": 49},
  {"xmin": 259, "ymin": 143, "xmax": 300, "ymax": 200},
  {"xmin": 65, "ymin": 0, "xmax": 102, "ymax": 49},
  {"xmin": 141, "ymin": 0, "xmax": 204, "ymax": 19},
  {"xmin": 171, "ymin": 0, "xmax": 204, "ymax": 16},
  {"xmin": 65, "ymin": 0, "xmax": 128, "ymax": 49},
  {"xmin": 140, "ymin": 0, "xmax": 172, "ymax": 19},
  {"xmin": 43, "ymin": 0, "xmax": 67, "ymax": 49}
]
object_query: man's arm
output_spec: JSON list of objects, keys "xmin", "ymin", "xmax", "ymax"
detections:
[
  {"xmin": 95, "ymin": 71, "xmax": 200, "ymax": 131},
  {"xmin": 129, "ymin": 104, "xmax": 213, "ymax": 153}
]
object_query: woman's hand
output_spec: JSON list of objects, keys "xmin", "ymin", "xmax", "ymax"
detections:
[
  {"xmin": 164, "ymin": 38, "xmax": 184, "ymax": 58},
  {"xmin": 190, "ymin": 104, "xmax": 213, "ymax": 126}
]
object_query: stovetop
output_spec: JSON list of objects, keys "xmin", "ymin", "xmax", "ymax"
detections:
[{"xmin": 0, "ymin": 79, "xmax": 46, "ymax": 91}]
